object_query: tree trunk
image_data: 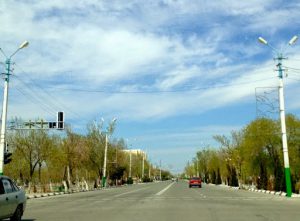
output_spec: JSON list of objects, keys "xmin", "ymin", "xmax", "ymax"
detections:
[{"xmin": 38, "ymin": 162, "xmax": 42, "ymax": 183}]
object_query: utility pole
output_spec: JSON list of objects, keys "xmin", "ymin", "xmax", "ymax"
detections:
[
  {"xmin": 0, "ymin": 41, "xmax": 29, "ymax": 175},
  {"xmin": 159, "ymin": 160, "xmax": 162, "ymax": 181},
  {"xmin": 102, "ymin": 133, "xmax": 108, "ymax": 187},
  {"xmin": 196, "ymin": 159, "xmax": 199, "ymax": 177},
  {"xmin": 129, "ymin": 150, "xmax": 132, "ymax": 178},
  {"xmin": 101, "ymin": 118, "xmax": 117, "ymax": 187},
  {"xmin": 258, "ymin": 36, "xmax": 298, "ymax": 197},
  {"xmin": 142, "ymin": 154, "xmax": 145, "ymax": 178},
  {"xmin": 277, "ymin": 55, "xmax": 292, "ymax": 196}
]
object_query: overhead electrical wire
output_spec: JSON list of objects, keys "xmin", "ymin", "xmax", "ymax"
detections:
[
  {"xmin": 12, "ymin": 75, "xmax": 59, "ymax": 112},
  {"xmin": 288, "ymin": 77, "xmax": 300, "ymax": 82},
  {"xmin": 13, "ymin": 63, "xmax": 83, "ymax": 120},
  {"xmin": 283, "ymin": 66, "xmax": 300, "ymax": 72},
  {"xmin": 13, "ymin": 86, "xmax": 54, "ymax": 116}
]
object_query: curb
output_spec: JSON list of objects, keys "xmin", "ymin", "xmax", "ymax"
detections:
[
  {"xmin": 26, "ymin": 184, "xmax": 133, "ymax": 200},
  {"xmin": 246, "ymin": 188, "xmax": 300, "ymax": 198}
]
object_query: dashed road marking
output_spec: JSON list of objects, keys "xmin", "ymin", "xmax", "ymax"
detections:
[
  {"xmin": 113, "ymin": 187, "xmax": 150, "ymax": 198},
  {"xmin": 155, "ymin": 182, "xmax": 175, "ymax": 196}
]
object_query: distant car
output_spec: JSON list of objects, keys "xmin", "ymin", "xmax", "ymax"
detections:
[
  {"xmin": 189, "ymin": 177, "xmax": 202, "ymax": 188},
  {"xmin": 0, "ymin": 176, "xmax": 27, "ymax": 221}
]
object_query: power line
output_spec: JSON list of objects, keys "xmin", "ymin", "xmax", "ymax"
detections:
[
  {"xmin": 12, "ymin": 75, "xmax": 59, "ymax": 111},
  {"xmin": 12, "ymin": 63, "xmax": 82, "ymax": 120},
  {"xmin": 288, "ymin": 77, "xmax": 300, "ymax": 82},
  {"xmin": 286, "ymin": 58, "xmax": 300, "ymax": 62},
  {"xmin": 13, "ymin": 86, "xmax": 54, "ymax": 116},
  {"xmin": 283, "ymin": 66, "xmax": 300, "ymax": 71},
  {"xmin": 11, "ymin": 77, "xmax": 59, "ymax": 114}
]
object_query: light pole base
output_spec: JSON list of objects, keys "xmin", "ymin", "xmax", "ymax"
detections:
[
  {"xmin": 285, "ymin": 167, "xmax": 292, "ymax": 197},
  {"xmin": 102, "ymin": 176, "xmax": 106, "ymax": 188}
]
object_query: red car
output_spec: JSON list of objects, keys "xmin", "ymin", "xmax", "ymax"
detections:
[{"xmin": 189, "ymin": 177, "xmax": 202, "ymax": 188}]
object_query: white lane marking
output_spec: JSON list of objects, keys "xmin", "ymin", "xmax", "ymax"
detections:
[
  {"xmin": 155, "ymin": 182, "xmax": 175, "ymax": 196},
  {"xmin": 113, "ymin": 187, "xmax": 150, "ymax": 198}
]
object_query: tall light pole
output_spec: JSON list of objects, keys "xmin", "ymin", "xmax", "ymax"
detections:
[
  {"xmin": 101, "ymin": 118, "xmax": 117, "ymax": 187},
  {"xmin": 102, "ymin": 133, "xmax": 108, "ymax": 187},
  {"xmin": 258, "ymin": 35, "xmax": 298, "ymax": 197},
  {"xmin": 0, "ymin": 41, "xmax": 29, "ymax": 175},
  {"xmin": 159, "ymin": 160, "xmax": 162, "ymax": 181},
  {"xmin": 196, "ymin": 159, "xmax": 199, "ymax": 177},
  {"xmin": 129, "ymin": 150, "xmax": 132, "ymax": 178},
  {"xmin": 126, "ymin": 138, "xmax": 136, "ymax": 179},
  {"xmin": 142, "ymin": 153, "xmax": 145, "ymax": 178}
]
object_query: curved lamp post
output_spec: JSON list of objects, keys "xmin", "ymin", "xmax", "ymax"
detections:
[{"xmin": 0, "ymin": 41, "xmax": 29, "ymax": 175}]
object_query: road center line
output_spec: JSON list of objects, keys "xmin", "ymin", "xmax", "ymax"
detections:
[
  {"xmin": 155, "ymin": 182, "xmax": 175, "ymax": 196},
  {"xmin": 113, "ymin": 187, "xmax": 150, "ymax": 198}
]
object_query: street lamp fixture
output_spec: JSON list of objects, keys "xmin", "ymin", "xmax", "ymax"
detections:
[
  {"xmin": 258, "ymin": 37, "xmax": 268, "ymax": 45},
  {"xmin": 288, "ymin": 36, "xmax": 298, "ymax": 45},
  {"xmin": 8, "ymin": 41, "xmax": 30, "ymax": 59},
  {"xmin": 19, "ymin": 41, "xmax": 29, "ymax": 49}
]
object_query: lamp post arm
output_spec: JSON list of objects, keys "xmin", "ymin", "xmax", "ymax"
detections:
[
  {"xmin": 265, "ymin": 43, "xmax": 280, "ymax": 55},
  {"xmin": 9, "ymin": 48, "xmax": 21, "ymax": 59}
]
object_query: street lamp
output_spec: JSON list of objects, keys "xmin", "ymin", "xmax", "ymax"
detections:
[
  {"xmin": 102, "ymin": 118, "xmax": 117, "ymax": 187},
  {"xmin": 0, "ymin": 41, "xmax": 29, "ymax": 175},
  {"xmin": 126, "ymin": 138, "xmax": 136, "ymax": 179},
  {"xmin": 258, "ymin": 35, "xmax": 298, "ymax": 197},
  {"xmin": 142, "ymin": 151, "xmax": 145, "ymax": 179}
]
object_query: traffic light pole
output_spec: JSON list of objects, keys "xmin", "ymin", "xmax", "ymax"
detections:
[{"xmin": 0, "ymin": 58, "xmax": 11, "ymax": 175}]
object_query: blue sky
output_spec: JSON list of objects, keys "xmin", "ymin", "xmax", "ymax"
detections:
[{"xmin": 1, "ymin": 0, "xmax": 300, "ymax": 173}]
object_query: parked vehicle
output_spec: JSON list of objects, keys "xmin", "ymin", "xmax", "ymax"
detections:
[
  {"xmin": 0, "ymin": 176, "xmax": 27, "ymax": 221},
  {"xmin": 189, "ymin": 177, "xmax": 202, "ymax": 188}
]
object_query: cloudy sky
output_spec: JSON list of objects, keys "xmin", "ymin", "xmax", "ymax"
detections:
[{"xmin": 1, "ymin": 0, "xmax": 300, "ymax": 173}]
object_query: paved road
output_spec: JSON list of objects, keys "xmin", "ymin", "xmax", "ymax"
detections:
[{"xmin": 22, "ymin": 180, "xmax": 300, "ymax": 221}]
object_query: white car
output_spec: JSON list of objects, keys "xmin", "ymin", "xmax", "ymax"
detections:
[{"xmin": 0, "ymin": 176, "xmax": 27, "ymax": 221}]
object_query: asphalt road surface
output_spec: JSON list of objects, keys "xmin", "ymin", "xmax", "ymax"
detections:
[{"xmin": 22, "ymin": 180, "xmax": 300, "ymax": 221}]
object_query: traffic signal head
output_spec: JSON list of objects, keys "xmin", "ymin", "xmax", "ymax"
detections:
[
  {"xmin": 4, "ymin": 152, "xmax": 12, "ymax": 164},
  {"xmin": 48, "ymin": 122, "xmax": 57, "ymax": 129},
  {"xmin": 57, "ymin": 111, "xmax": 64, "ymax": 130}
]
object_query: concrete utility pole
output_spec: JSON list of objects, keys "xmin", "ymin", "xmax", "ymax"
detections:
[
  {"xmin": 101, "ymin": 118, "xmax": 117, "ymax": 187},
  {"xmin": 142, "ymin": 154, "xmax": 145, "ymax": 178},
  {"xmin": 159, "ymin": 160, "xmax": 162, "ymax": 181},
  {"xmin": 196, "ymin": 160, "xmax": 199, "ymax": 177},
  {"xmin": 0, "ymin": 41, "xmax": 29, "ymax": 175},
  {"xmin": 129, "ymin": 150, "xmax": 132, "ymax": 178},
  {"xmin": 102, "ymin": 133, "xmax": 108, "ymax": 187},
  {"xmin": 258, "ymin": 35, "xmax": 298, "ymax": 197}
]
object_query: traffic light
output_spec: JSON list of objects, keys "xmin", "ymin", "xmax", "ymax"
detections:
[
  {"xmin": 57, "ymin": 111, "xmax": 64, "ymax": 130},
  {"xmin": 4, "ymin": 152, "xmax": 12, "ymax": 164},
  {"xmin": 48, "ymin": 122, "xmax": 57, "ymax": 129}
]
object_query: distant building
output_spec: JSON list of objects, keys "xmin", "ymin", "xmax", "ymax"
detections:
[{"xmin": 123, "ymin": 149, "xmax": 146, "ymax": 158}]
